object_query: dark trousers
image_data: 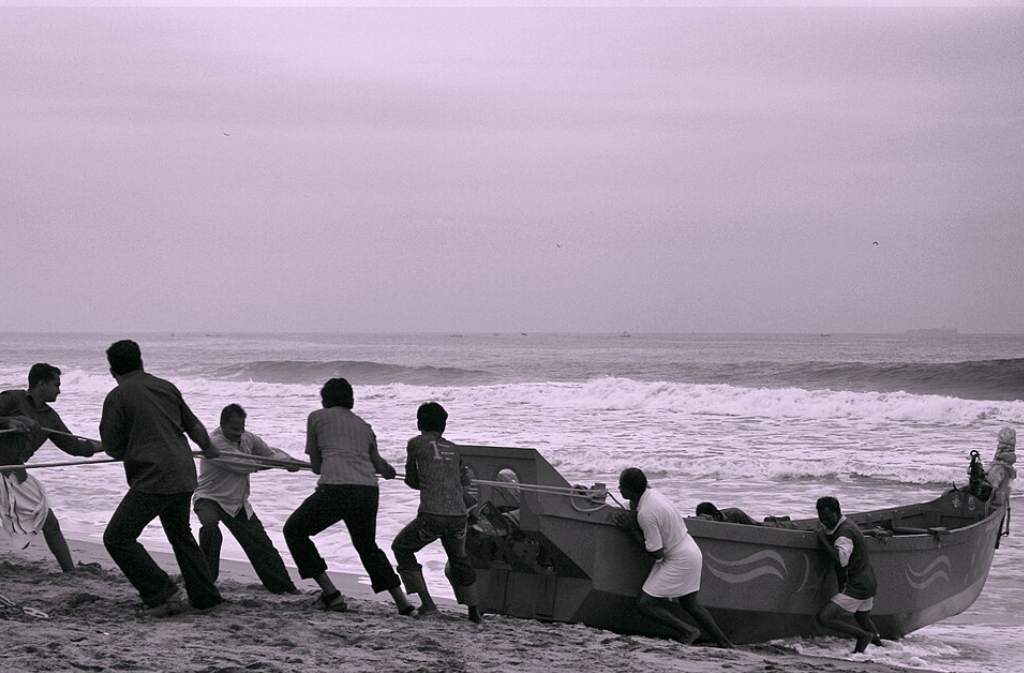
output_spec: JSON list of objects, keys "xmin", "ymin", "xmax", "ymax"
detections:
[
  {"xmin": 391, "ymin": 510, "xmax": 475, "ymax": 581},
  {"xmin": 194, "ymin": 498, "xmax": 296, "ymax": 594},
  {"xmin": 392, "ymin": 513, "xmax": 477, "ymax": 604},
  {"xmin": 103, "ymin": 489, "xmax": 222, "ymax": 609},
  {"xmin": 283, "ymin": 484, "xmax": 400, "ymax": 593}
]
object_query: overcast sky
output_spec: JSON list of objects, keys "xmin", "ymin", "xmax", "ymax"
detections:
[{"xmin": 2, "ymin": 3, "xmax": 1022, "ymax": 333}]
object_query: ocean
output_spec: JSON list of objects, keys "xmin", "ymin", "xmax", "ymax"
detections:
[{"xmin": 2, "ymin": 332, "xmax": 1021, "ymax": 672}]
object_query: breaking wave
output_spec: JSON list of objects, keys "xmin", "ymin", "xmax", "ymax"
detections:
[
  {"xmin": 478, "ymin": 377, "xmax": 1024, "ymax": 425},
  {"xmin": 211, "ymin": 359, "xmax": 496, "ymax": 386},
  {"xmin": 711, "ymin": 358, "xmax": 1024, "ymax": 402}
]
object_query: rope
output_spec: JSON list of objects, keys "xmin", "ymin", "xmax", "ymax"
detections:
[
  {"xmin": 471, "ymin": 477, "xmax": 624, "ymax": 511},
  {"xmin": 2, "ymin": 426, "xmax": 311, "ymax": 473},
  {"xmin": 11, "ymin": 427, "xmax": 621, "ymax": 509},
  {"xmin": 0, "ymin": 458, "xmax": 120, "ymax": 472}
]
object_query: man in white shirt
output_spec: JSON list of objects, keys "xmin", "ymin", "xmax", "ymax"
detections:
[
  {"xmin": 617, "ymin": 467, "xmax": 734, "ymax": 648},
  {"xmin": 194, "ymin": 404, "xmax": 299, "ymax": 594}
]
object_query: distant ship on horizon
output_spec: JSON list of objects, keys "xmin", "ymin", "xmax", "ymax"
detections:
[{"xmin": 905, "ymin": 328, "xmax": 959, "ymax": 336}]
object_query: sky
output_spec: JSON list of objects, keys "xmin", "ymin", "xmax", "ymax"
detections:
[{"xmin": 2, "ymin": 2, "xmax": 1022, "ymax": 333}]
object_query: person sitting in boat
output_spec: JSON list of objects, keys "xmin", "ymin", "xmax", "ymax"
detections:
[
  {"xmin": 193, "ymin": 403, "xmax": 300, "ymax": 595},
  {"xmin": 616, "ymin": 467, "xmax": 734, "ymax": 648},
  {"xmin": 694, "ymin": 502, "xmax": 759, "ymax": 525},
  {"xmin": 815, "ymin": 495, "xmax": 882, "ymax": 653},
  {"xmin": 987, "ymin": 426, "xmax": 1016, "ymax": 508},
  {"xmin": 392, "ymin": 402, "xmax": 481, "ymax": 622},
  {"xmin": 0, "ymin": 363, "xmax": 101, "ymax": 572}
]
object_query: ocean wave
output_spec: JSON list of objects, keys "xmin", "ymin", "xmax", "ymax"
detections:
[
  {"xmin": 683, "ymin": 358, "xmax": 1024, "ymax": 401},
  {"xmin": 211, "ymin": 359, "xmax": 496, "ymax": 386},
  {"xmin": 43, "ymin": 370, "xmax": 1024, "ymax": 427},
  {"xmin": 554, "ymin": 449, "xmax": 972, "ymax": 486},
  {"xmin": 478, "ymin": 377, "xmax": 1024, "ymax": 425}
]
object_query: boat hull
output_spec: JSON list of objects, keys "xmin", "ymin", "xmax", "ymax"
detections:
[{"xmin": 460, "ymin": 445, "xmax": 1009, "ymax": 643}]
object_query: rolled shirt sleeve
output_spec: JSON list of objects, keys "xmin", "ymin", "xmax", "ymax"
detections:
[{"xmin": 834, "ymin": 535, "xmax": 854, "ymax": 567}]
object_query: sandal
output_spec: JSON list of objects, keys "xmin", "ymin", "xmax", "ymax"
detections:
[{"xmin": 317, "ymin": 591, "xmax": 348, "ymax": 612}]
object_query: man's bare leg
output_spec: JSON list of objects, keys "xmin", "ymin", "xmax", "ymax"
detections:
[
  {"xmin": 638, "ymin": 593, "xmax": 701, "ymax": 644},
  {"xmin": 817, "ymin": 602, "xmax": 873, "ymax": 652},
  {"xmin": 854, "ymin": 611, "xmax": 882, "ymax": 646},
  {"xmin": 42, "ymin": 510, "xmax": 75, "ymax": 572},
  {"xmin": 678, "ymin": 593, "xmax": 735, "ymax": 648}
]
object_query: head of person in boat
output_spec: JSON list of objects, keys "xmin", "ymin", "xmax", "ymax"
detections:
[
  {"xmin": 997, "ymin": 427, "xmax": 1016, "ymax": 461},
  {"xmin": 320, "ymin": 377, "xmax": 354, "ymax": 409},
  {"xmin": 695, "ymin": 502, "xmax": 724, "ymax": 521},
  {"xmin": 695, "ymin": 502, "xmax": 759, "ymax": 526}
]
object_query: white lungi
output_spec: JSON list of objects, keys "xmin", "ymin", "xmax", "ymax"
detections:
[
  {"xmin": 643, "ymin": 533, "xmax": 703, "ymax": 598},
  {"xmin": 0, "ymin": 472, "xmax": 50, "ymax": 548}
]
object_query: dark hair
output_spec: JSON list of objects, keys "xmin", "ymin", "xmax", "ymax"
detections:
[
  {"xmin": 816, "ymin": 496, "xmax": 841, "ymax": 515},
  {"xmin": 417, "ymin": 402, "xmax": 448, "ymax": 433},
  {"xmin": 106, "ymin": 340, "xmax": 143, "ymax": 376},
  {"xmin": 220, "ymin": 403, "xmax": 247, "ymax": 426},
  {"xmin": 321, "ymin": 378, "xmax": 354, "ymax": 409},
  {"xmin": 695, "ymin": 502, "xmax": 721, "ymax": 518},
  {"xmin": 28, "ymin": 363, "xmax": 61, "ymax": 388},
  {"xmin": 619, "ymin": 467, "xmax": 648, "ymax": 493}
]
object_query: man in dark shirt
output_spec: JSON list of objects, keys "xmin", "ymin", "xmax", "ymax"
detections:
[
  {"xmin": 391, "ymin": 402, "xmax": 480, "ymax": 622},
  {"xmin": 99, "ymin": 340, "xmax": 222, "ymax": 614},
  {"xmin": 695, "ymin": 502, "xmax": 759, "ymax": 526},
  {"xmin": 815, "ymin": 496, "xmax": 881, "ymax": 653},
  {"xmin": 0, "ymin": 363, "xmax": 100, "ymax": 571}
]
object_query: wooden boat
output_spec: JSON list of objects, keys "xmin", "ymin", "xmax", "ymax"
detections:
[{"xmin": 458, "ymin": 444, "xmax": 1013, "ymax": 644}]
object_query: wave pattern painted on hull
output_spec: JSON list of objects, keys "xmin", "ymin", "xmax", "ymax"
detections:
[
  {"xmin": 906, "ymin": 556, "xmax": 953, "ymax": 590},
  {"xmin": 703, "ymin": 549, "xmax": 788, "ymax": 584}
]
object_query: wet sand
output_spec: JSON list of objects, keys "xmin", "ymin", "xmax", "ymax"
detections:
[{"xmin": 2, "ymin": 540, "xmax": 931, "ymax": 673}]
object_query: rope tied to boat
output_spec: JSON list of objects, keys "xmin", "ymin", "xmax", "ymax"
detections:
[
  {"xmin": 5, "ymin": 427, "xmax": 625, "ymax": 510},
  {"xmin": 469, "ymin": 476, "xmax": 626, "ymax": 511}
]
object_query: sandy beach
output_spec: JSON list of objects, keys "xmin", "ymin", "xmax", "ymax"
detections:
[{"xmin": 1, "ymin": 540, "xmax": 933, "ymax": 673}]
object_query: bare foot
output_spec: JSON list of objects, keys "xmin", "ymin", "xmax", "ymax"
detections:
[
  {"xmin": 854, "ymin": 633, "xmax": 872, "ymax": 653},
  {"xmin": 672, "ymin": 628, "xmax": 701, "ymax": 646}
]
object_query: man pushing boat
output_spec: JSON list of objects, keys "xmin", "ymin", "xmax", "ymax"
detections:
[
  {"xmin": 616, "ymin": 467, "xmax": 734, "ymax": 648},
  {"xmin": 815, "ymin": 495, "xmax": 881, "ymax": 653}
]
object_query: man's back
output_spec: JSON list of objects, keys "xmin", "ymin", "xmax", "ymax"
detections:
[
  {"xmin": 100, "ymin": 371, "xmax": 199, "ymax": 494},
  {"xmin": 720, "ymin": 507, "xmax": 758, "ymax": 526},
  {"xmin": 637, "ymin": 488, "xmax": 688, "ymax": 554},
  {"xmin": 828, "ymin": 519, "xmax": 877, "ymax": 599},
  {"xmin": 406, "ymin": 432, "xmax": 466, "ymax": 516}
]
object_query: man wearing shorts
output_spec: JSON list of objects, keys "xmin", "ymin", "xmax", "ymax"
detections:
[{"xmin": 815, "ymin": 495, "xmax": 881, "ymax": 653}]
